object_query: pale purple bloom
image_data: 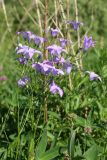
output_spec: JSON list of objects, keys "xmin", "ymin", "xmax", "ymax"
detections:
[
  {"xmin": 32, "ymin": 60, "xmax": 64, "ymax": 76},
  {"xmin": 86, "ymin": 71, "xmax": 101, "ymax": 81},
  {"xmin": 52, "ymin": 68, "xmax": 64, "ymax": 76},
  {"xmin": 17, "ymin": 31, "xmax": 36, "ymax": 41},
  {"xmin": 67, "ymin": 21, "xmax": 83, "ymax": 30},
  {"xmin": 84, "ymin": 36, "xmax": 95, "ymax": 50},
  {"xmin": 63, "ymin": 61, "xmax": 72, "ymax": 74},
  {"xmin": 52, "ymin": 56, "xmax": 66, "ymax": 64},
  {"xmin": 16, "ymin": 44, "xmax": 42, "ymax": 59},
  {"xmin": 47, "ymin": 44, "xmax": 67, "ymax": 56},
  {"xmin": 34, "ymin": 36, "xmax": 46, "ymax": 46},
  {"xmin": 17, "ymin": 31, "xmax": 46, "ymax": 46},
  {"xmin": 32, "ymin": 61, "xmax": 52, "ymax": 74},
  {"xmin": 50, "ymin": 28, "xmax": 60, "ymax": 37},
  {"xmin": 0, "ymin": 76, "xmax": 7, "ymax": 81},
  {"xmin": 58, "ymin": 38, "xmax": 67, "ymax": 48},
  {"xmin": 17, "ymin": 57, "xmax": 28, "ymax": 64},
  {"xmin": 49, "ymin": 81, "xmax": 63, "ymax": 97},
  {"xmin": 51, "ymin": 56, "xmax": 72, "ymax": 74},
  {"xmin": 18, "ymin": 77, "xmax": 30, "ymax": 86}
]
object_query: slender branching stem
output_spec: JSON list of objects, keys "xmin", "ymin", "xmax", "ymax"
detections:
[
  {"xmin": 66, "ymin": 0, "xmax": 73, "ymax": 90},
  {"xmin": 43, "ymin": 0, "xmax": 48, "ymax": 60},
  {"xmin": 74, "ymin": 0, "xmax": 83, "ymax": 71},
  {"xmin": 74, "ymin": 0, "xmax": 80, "ymax": 49},
  {"xmin": 35, "ymin": 0, "xmax": 43, "ymax": 36},
  {"xmin": 59, "ymin": 0, "xmax": 66, "ymax": 20},
  {"xmin": 43, "ymin": 0, "xmax": 48, "ymax": 124},
  {"xmin": 54, "ymin": 0, "xmax": 58, "ymax": 26}
]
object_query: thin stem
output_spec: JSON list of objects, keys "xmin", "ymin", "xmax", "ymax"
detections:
[
  {"xmin": 2, "ymin": 0, "xmax": 11, "ymax": 33},
  {"xmin": 43, "ymin": 0, "xmax": 48, "ymax": 124},
  {"xmin": 74, "ymin": 0, "xmax": 80, "ymax": 49},
  {"xmin": 66, "ymin": 0, "xmax": 70, "ymax": 22},
  {"xmin": 44, "ymin": 94, "xmax": 48, "ymax": 123},
  {"xmin": 43, "ymin": 0, "xmax": 48, "ymax": 60},
  {"xmin": 74, "ymin": 0, "xmax": 83, "ymax": 71},
  {"xmin": 66, "ymin": 0, "xmax": 73, "ymax": 90},
  {"xmin": 19, "ymin": 0, "xmax": 38, "ymax": 27},
  {"xmin": 54, "ymin": 0, "xmax": 58, "ymax": 26},
  {"xmin": 59, "ymin": 0, "xmax": 66, "ymax": 20},
  {"xmin": 35, "ymin": 0, "xmax": 43, "ymax": 36},
  {"xmin": 66, "ymin": 0, "xmax": 70, "ymax": 40}
]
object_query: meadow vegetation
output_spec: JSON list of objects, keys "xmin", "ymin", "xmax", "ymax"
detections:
[{"xmin": 0, "ymin": 0, "xmax": 107, "ymax": 160}]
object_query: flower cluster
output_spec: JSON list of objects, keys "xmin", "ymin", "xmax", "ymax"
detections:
[
  {"xmin": 16, "ymin": 20, "xmax": 101, "ymax": 97},
  {"xmin": 16, "ymin": 29, "xmax": 73, "ymax": 97}
]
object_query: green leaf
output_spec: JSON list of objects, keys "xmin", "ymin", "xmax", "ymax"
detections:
[
  {"xmin": 75, "ymin": 116, "xmax": 86, "ymax": 127},
  {"xmin": 83, "ymin": 145, "xmax": 98, "ymax": 160},
  {"xmin": 40, "ymin": 146, "xmax": 59, "ymax": 160},
  {"xmin": 35, "ymin": 128, "xmax": 47, "ymax": 160},
  {"xmin": 75, "ymin": 142, "xmax": 82, "ymax": 157},
  {"xmin": 48, "ymin": 111, "xmax": 60, "ymax": 119},
  {"xmin": 68, "ymin": 130, "xmax": 76, "ymax": 159},
  {"xmin": 102, "ymin": 65, "xmax": 107, "ymax": 78}
]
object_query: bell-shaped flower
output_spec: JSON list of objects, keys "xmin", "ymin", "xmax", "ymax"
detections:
[
  {"xmin": 17, "ymin": 57, "xmax": 28, "ymax": 64},
  {"xmin": 17, "ymin": 31, "xmax": 36, "ymax": 41},
  {"xmin": 63, "ymin": 61, "xmax": 72, "ymax": 74},
  {"xmin": 58, "ymin": 38, "xmax": 68, "ymax": 48},
  {"xmin": 34, "ymin": 36, "xmax": 47, "ymax": 46},
  {"xmin": 16, "ymin": 44, "xmax": 42, "ymax": 59},
  {"xmin": 83, "ymin": 36, "xmax": 95, "ymax": 50},
  {"xmin": 86, "ymin": 71, "xmax": 101, "ymax": 81},
  {"xmin": 49, "ymin": 81, "xmax": 63, "ymax": 97},
  {"xmin": 18, "ymin": 77, "xmax": 30, "ymax": 87},
  {"xmin": 32, "ymin": 60, "xmax": 64, "ymax": 76},
  {"xmin": 67, "ymin": 21, "xmax": 83, "ymax": 30},
  {"xmin": 52, "ymin": 56, "xmax": 66, "ymax": 64},
  {"xmin": 50, "ymin": 28, "xmax": 60, "ymax": 37},
  {"xmin": 47, "ymin": 44, "xmax": 67, "ymax": 56}
]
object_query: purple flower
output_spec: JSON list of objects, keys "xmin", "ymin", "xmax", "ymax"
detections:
[
  {"xmin": 17, "ymin": 31, "xmax": 46, "ymax": 46},
  {"xmin": 84, "ymin": 36, "xmax": 95, "ymax": 50},
  {"xmin": 16, "ymin": 44, "xmax": 42, "ymax": 59},
  {"xmin": 58, "ymin": 38, "xmax": 67, "ymax": 48},
  {"xmin": 17, "ymin": 31, "xmax": 36, "ymax": 41},
  {"xmin": 17, "ymin": 57, "xmax": 28, "ymax": 64},
  {"xmin": 67, "ymin": 21, "xmax": 83, "ymax": 30},
  {"xmin": 52, "ymin": 56, "xmax": 66, "ymax": 64},
  {"xmin": 47, "ymin": 44, "xmax": 67, "ymax": 56},
  {"xmin": 63, "ymin": 61, "xmax": 72, "ymax": 74},
  {"xmin": 50, "ymin": 28, "xmax": 60, "ymax": 37},
  {"xmin": 18, "ymin": 77, "xmax": 30, "ymax": 87},
  {"xmin": 32, "ymin": 60, "xmax": 64, "ymax": 76},
  {"xmin": 86, "ymin": 71, "xmax": 101, "ymax": 81},
  {"xmin": 34, "ymin": 36, "xmax": 46, "ymax": 46},
  {"xmin": 49, "ymin": 81, "xmax": 63, "ymax": 97},
  {"xmin": 52, "ymin": 68, "xmax": 64, "ymax": 76}
]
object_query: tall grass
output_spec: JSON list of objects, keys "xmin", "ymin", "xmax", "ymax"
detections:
[{"xmin": 0, "ymin": 0, "xmax": 107, "ymax": 160}]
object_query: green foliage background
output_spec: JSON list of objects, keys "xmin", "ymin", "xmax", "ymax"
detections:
[{"xmin": 0, "ymin": 0, "xmax": 107, "ymax": 159}]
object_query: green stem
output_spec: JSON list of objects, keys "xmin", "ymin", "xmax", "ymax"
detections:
[
  {"xmin": 74, "ymin": 0, "xmax": 83, "ymax": 71},
  {"xmin": 43, "ymin": 0, "xmax": 48, "ymax": 123}
]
